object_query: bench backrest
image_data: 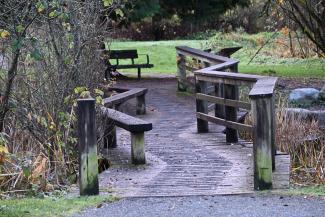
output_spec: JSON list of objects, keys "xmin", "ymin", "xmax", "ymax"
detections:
[{"xmin": 109, "ymin": 50, "xmax": 138, "ymax": 59}]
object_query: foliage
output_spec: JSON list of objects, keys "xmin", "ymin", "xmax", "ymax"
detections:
[
  {"xmin": 0, "ymin": 195, "xmax": 118, "ymax": 217},
  {"xmin": 0, "ymin": 0, "xmax": 113, "ymax": 194},
  {"xmin": 263, "ymin": 0, "xmax": 325, "ymax": 55},
  {"xmin": 113, "ymin": 0, "xmax": 250, "ymax": 40}
]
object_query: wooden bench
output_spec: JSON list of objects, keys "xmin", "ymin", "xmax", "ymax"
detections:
[
  {"xmin": 100, "ymin": 107, "xmax": 152, "ymax": 164},
  {"xmin": 105, "ymin": 50, "xmax": 154, "ymax": 79},
  {"xmin": 103, "ymin": 87, "xmax": 148, "ymax": 115}
]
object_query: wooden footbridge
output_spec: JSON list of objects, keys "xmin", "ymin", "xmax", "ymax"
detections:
[{"xmin": 76, "ymin": 47, "xmax": 290, "ymax": 197}]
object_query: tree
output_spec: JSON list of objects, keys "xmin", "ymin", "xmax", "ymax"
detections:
[
  {"xmin": 264, "ymin": 0, "xmax": 325, "ymax": 55},
  {"xmin": 0, "ymin": 0, "xmax": 113, "ymax": 190},
  {"xmin": 114, "ymin": 0, "xmax": 250, "ymax": 40}
]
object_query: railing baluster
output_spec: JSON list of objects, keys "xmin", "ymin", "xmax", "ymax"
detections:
[
  {"xmin": 196, "ymin": 79, "xmax": 209, "ymax": 133},
  {"xmin": 224, "ymin": 83, "xmax": 239, "ymax": 143}
]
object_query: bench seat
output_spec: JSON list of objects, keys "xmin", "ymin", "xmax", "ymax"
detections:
[
  {"xmin": 100, "ymin": 107, "xmax": 152, "ymax": 133},
  {"xmin": 100, "ymin": 107, "xmax": 152, "ymax": 165}
]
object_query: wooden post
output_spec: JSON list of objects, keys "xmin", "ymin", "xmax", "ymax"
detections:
[
  {"xmin": 250, "ymin": 95, "xmax": 273, "ymax": 190},
  {"xmin": 103, "ymin": 121, "xmax": 117, "ymax": 149},
  {"xmin": 271, "ymin": 96, "xmax": 276, "ymax": 171},
  {"xmin": 224, "ymin": 83, "xmax": 238, "ymax": 143},
  {"xmin": 215, "ymin": 84, "xmax": 225, "ymax": 118},
  {"xmin": 131, "ymin": 132, "xmax": 146, "ymax": 164},
  {"xmin": 177, "ymin": 53, "xmax": 187, "ymax": 91},
  {"xmin": 224, "ymin": 63, "xmax": 239, "ymax": 143},
  {"xmin": 77, "ymin": 98, "xmax": 99, "ymax": 196},
  {"xmin": 136, "ymin": 94, "xmax": 146, "ymax": 115},
  {"xmin": 196, "ymin": 79, "xmax": 209, "ymax": 133}
]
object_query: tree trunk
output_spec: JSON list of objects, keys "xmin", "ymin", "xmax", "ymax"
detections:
[{"xmin": 0, "ymin": 49, "xmax": 20, "ymax": 132}]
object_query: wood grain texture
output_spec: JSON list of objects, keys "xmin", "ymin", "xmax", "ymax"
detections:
[{"xmin": 77, "ymin": 98, "xmax": 99, "ymax": 196}]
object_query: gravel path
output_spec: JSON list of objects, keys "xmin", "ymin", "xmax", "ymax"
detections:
[{"xmin": 76, "ymin": 194, "xmax": 325, "ymax": 217}]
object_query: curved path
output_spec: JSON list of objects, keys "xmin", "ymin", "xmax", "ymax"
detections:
[{"xmin": 99, "ymin": 78, "xmax": 289, "ymax": 197}]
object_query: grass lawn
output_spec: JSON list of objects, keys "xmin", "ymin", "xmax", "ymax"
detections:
[
  {"xmin": 0, "ymin": 195, "xmax": 117, "ymax": 217},
  {"xmin": 109, "ymin": 37, "xmax": 324, "ymax": 77}
]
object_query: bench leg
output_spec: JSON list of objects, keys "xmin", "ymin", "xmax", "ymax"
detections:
[
  {"xmin": 136, "ymin": 94, "xmax": 146, "ymax": 115},
  {"xmin": 104, "ymin": 123, "xmax": 117, "ymax": 149},
  {"xmin": 137, "ymin": 68, "xmax": 141, "ymax": 79},
  {"xmin": 131, "ymin": 132, "xmax": 146, "ymax": 165}
]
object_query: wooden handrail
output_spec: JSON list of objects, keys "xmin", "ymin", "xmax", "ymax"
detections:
[
  {"xmin": 176, "ymin": 46, "xmax": 235, "ymax": 63},
  {"xmin": 176, "ymin": 46, "xmax": 277, "ymax": 191}
]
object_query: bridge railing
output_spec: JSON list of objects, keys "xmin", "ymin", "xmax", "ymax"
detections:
[{"xmin": 176, "ymin": 46, "xmax": 277, "ymax": 190}]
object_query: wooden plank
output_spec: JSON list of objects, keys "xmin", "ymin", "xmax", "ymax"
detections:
[
  {"xmin": 109, "ymin": 50, "xmax": 138, "ymax": 59},
  {"xmin": 196, "ymin": 61, "xmax": 238, "ymax": 72},
  {"xmin": 217, "ymin": 47, "xmax": 242, "ymax": 57},
  {"xmin": 176, "ymin": 46, "xmax": 235, "ymax": 64},
  {"xmin": 77, "ymin": 98, "xmax": 99, "ymax": 196},
  {"xmin": 196, "ymin": 112, "xmax": 252, "ymax": 132},
  {"xmin": 206, "ymin": 85, "xmax": 215, "ymax": 94},
  {"xmin": 115, "ymin": 64, "xmax": 154, "ymax": 69},
  {"xmin": 103, "ymin": 88, "xmax": 147, "ymax": 107},
  {"xmin": 195, "ymin": 71, "xmax": 263, "ymax": 83},
  {"xmin": 196, "ymin": 93, "xmax": 251, "ymax": 110},
  {"xmin": 100, "ymin": 107, "xmax": 152, "ymax": 133},
  {"xmin": 249, "ymin": 77, "xmax": 278, "ymax": 98},
  {"xmin": 196, "ymin": 74, "xmax": 255, "ymax": 86}
]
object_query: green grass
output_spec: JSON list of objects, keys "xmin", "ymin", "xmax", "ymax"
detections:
[
  {"xmin": 0, "ymin": 195, "xmax": 118, "ymax": 217},
  {"xmin": 109, "ymin": 35, "xmax": 325, "ymax": 77},
  {"xmin": 286, "ymin": 186, "xmax": 325, "ymax": 197},
  {"xmin": 109, "ymin": 40, "xmax": 206, "ymax": 74}
]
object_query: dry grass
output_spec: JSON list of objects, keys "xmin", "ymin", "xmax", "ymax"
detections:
[
  {"xmin": 276, "ymin": 99, "xmax": 325, "ymax": 184},
  {"xmin": 241, "ymin": 95, "xmax": 325, "ymax": 185}
]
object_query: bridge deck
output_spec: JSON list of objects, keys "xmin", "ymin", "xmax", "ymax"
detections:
[{"xmin": 100, "ymin": 78, "xmax": 290, "ymax": 197}]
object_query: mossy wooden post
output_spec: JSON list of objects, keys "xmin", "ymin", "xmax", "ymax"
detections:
[
  {"xmin": 250, "ymin": 95, "xmax": 273, "ymax": 190},
  {"xmin": 136, "ymin": 94, "xmax": 146, "ymax": 115},
  {"xmin": 196, "ymin": 79, "xmax": 209, "ymax": 133},
  {"xmin": 131, "ymin": 132, "xmax": 146, "ymax": 164},
  {"xmin": 77, "ymin": 98, "xmax": 99, "ymax": 196},
  {"xmin": 177, "ymin": 53, "xmax": 187, "ymax": 91}
]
